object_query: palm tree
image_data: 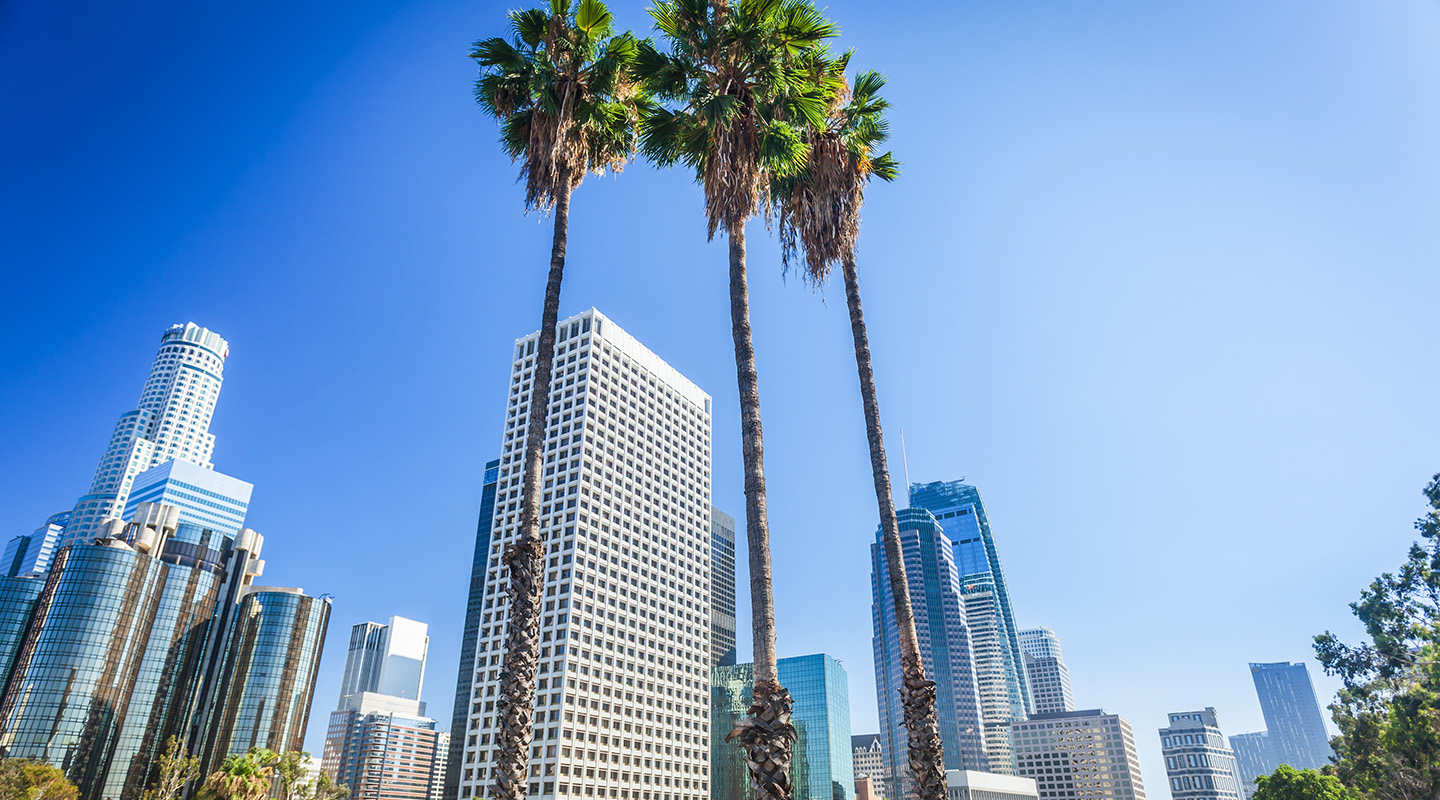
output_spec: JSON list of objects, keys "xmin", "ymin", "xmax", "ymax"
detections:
[
  {"xmin": 771, "ymin": 68, "xmax": 949, "ymax": 800},
  {"xmin": 199, "ymin": 749, "xmax": 275, "ymax": 800},
  {"xmin": 633, "ymin": 3, "xmax": 839, "ymax": 798},
  {"xmin": 469, "ymin": 3, "xmax": 646, "ymax": 798}
]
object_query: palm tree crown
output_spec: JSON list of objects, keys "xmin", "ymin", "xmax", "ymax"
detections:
[
  {"xmin": 471, "ymin": 0, "xmax": 648, "ymax": 211},
  {"xmin": 634, "ymin": 0, "xmax": 842, "ymax": 237}
]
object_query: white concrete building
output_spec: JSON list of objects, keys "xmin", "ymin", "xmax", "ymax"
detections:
[
  {"xmin": 1159, "ymin": 709, "xmax": 1243, "ymax": 800},
  {"xmin": 64, "ymin": 322, "xmax": 230, "ymax": 549},
  {"xmin": 123, "ymin": 458, "xmax": 252, "ymax": 533},
  {"xmin": 1010, "ymin": 709, "xmax": 1146, "ymax": 800},
  {"xmin": 852, "ymin": 734, "xmax": 889, "ymax": 799},
  {"xmin": 1018, "ymin": 628, "xmax": 1075, "ymax": 717},
  {"xmin": 945, "ymin": 770, "xmax": 1037, "ymax": 800},
  {"xmin": 458, "ymin": 309, "xmax": 713, "ymax": 800},
  {"xmin": 339, "ymin": 616, "xmax": 432, "ymax": 708}
]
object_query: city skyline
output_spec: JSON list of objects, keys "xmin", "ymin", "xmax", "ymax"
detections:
[{"xmin": 5, "ymin": 2, "xmax": 1440, "ymax": 798}]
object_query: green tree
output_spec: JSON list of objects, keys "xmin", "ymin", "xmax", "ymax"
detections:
[
  {"xmin": 469, "ymin": 3, "xmax": 647, "ymax": 799},
  {"xmin": 199, "ymin": 748, "xmax": 276, "ymax": 800},
  {"xmin": 142, "ymin": 736, "xmax": 199, "ymax": 800},
  {"xmin": 1315, "ymin": 472, "xmax": 1440, "ymax": 799},
  {"xmin": 269, "ymin": 752, "xmax": 348, "ymax": 800},
  {"xmin": 0, "ymin": 759, "xmax": 78, "ymax": 800},
  {"xmin": 633, "ymin": 2, "xmax": 839, "ymax": 798},
  {"xmin": 1252, "ymin": 765, "xmax": 1357, "ymax": 800},
  {"xmin": 768, "ymin": 61, "xmax": 946, "ymax": 800}
]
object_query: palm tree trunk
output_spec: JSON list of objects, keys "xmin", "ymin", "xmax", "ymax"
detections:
[
  {"xmin": 722, "ymin": 222, "xmax": 796, "ymax": 800},
  {"xmin": 842, "ymin": 253, "xmax": 947, "ymax": 800},
  {"xmin": 491, "ymin": 170, "xmax": 572, "ymax": 800}
]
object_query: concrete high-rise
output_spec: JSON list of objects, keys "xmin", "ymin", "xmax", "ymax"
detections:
[
  {"xmin": 1018, "ymin": 628, "xmax": 1074, "ymax": 716},
  {"xmin": 1248, "ymin": 662, "xmax": 1331, "ymax": 771},
  {"xmin": 911, "ymin": 481, "xmax": 1031, "ymax": 764},
  {"xmin": 122, "ymin": 459, "xmax": 252, "ymax": 533},
  {"xmin": 457, "ymin": 309, "xmax": 713, "ymax": 800},
  {"xmin": 1010, "ymin": 709, "xmax": 1146, "ymax": 800},
  {"xmin": 64, "ymin": 323, "xmax": 231, "ymax": 549},
  {"xmin": 1159, "ymin": 709, "xmax": 1243, "ymax": 800},
  {"xmin": 338, "ymin": 616, "xmax": 430, "ymax": 706},
  {"xmin": 709, "ymin": 507, "xmax": 737, "ymax": 668},
  {"xmin": 872, "ymin": 508, "xmax": 988, "ymax": 800},
  {"xmin": 445, "ymin": 458, "xmax": 501, "ymax": 800},
  {"xmin": 712, "ymin": 654, "xmax": 853, "ymax": 800}
]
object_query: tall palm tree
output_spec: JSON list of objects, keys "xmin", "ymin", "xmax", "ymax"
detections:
[
  {"xmin": 633, "ymin": 2, "xmax": 839, "ymax": 798},
  {"xmin": 771, "ymin": 69, "xmax": 950, "ymax": 800},
  {"xmin": 469, "ymin": 3, "xmax": 647, "ymax": 798}
]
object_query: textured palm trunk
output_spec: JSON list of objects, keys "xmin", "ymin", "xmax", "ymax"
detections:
[
  {"xmin": 722, "ymin": 223, "xmax": 797, "ymax": 800},
  {"xmin": 491, "ymin": 170, "xmax": 572, "ymax": 800},
  {"xmin": 842, "ymin": 253, "xmax": 947, "ymax": 800}
]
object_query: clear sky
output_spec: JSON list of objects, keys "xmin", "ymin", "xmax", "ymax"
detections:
[{"xmin": 3, "ymin": 1, "xmax": 1438, "ymax": 796}]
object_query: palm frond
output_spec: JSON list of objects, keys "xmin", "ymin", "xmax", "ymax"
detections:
[{"xmin": 509, "ymin": 8, "xmax": 549, "ymax": 47}]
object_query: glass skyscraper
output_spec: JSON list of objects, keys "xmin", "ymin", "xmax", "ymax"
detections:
[
  {"xmin": 445, "ymin": 457, "xmax": 499, "ymax": 800},
  {"xmin": 871, "ymin": 508, "xmax": 987, "ymax": 800},
  {"xmin": 711, "ymin": 506, "xmax": 737, "ymax": 668},
  {"xmin": 1248, "ymin": 662, "xmax": 1331, "ymax": 771},
  {"xmin": 712, "ymin": 654, "xmax": 854, "ymax": 800},
  {"xmin": 3, "ymin": 512, "xmax": 69, "ymax": 578}
]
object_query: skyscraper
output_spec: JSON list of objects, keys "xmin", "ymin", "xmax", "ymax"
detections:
[
  {"xmin": 1017, "ymin": 628, "xmax": 1074, "ymax": 717},
  {"xmin": 1158, "ymin": 709, "xmax": 1243, "ymax": 800},
  {"xmin": 910, "ymin": 481, "xmax": 1031, "ymax": 758},
  {"xmin": 1226, "ymin": 733, "xmax": 1268, "ymax": 800},
  {"xmin": 64, "ymin": 322, "xmax": 231, "ymax": 549},
  {"xmin": 324, "ymin": 618, "xmax": 446, "ymax": 800},
  {"xmin": 1010, "ymin": 709, "xmax": 1146, "ymax": 800},
  {"xmin": 1248, "ymin": 662, "xmax": 1331, "ymax": 771},
  {"xmin": 2, "ymin": 512, "xmax": 68, "ymax": 577},
  {"xmin": 457, "ymin": 309, "xmax": 713, "ymax": 800},
  {"xmin": 710, "ymin": 507, "xmax": 737, "ymax": 668},
  {"xmin": 446, "ymin": 457, "xmax": 500, "ymax": 800},
  {"xmin": 851, "ymin": 735, "xmax": 889, "ymax": 800},
  {"xmin": 712, "ymin": 654, "xmax": 854, "ymax": 800},
  {"xmin": 872, "ymin": 508, "xmax": 987, "ymax": 800},
  {"xmin": 122, "ymin": 458, "xmax": 252, "ymax": 533}
]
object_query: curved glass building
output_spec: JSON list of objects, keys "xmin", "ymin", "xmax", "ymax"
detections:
[
  {"xmin": 197, "ymin": 588, "xmax": 330, "ymax": 774},
  {"xmin": 0, "ymin": 576, "xmax": 46, "ymax": 691}
]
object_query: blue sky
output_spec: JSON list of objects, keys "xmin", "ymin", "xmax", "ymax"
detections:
[{"xmin": 3, "ymin": 1, "xmax": 1438, "ymax": 795}]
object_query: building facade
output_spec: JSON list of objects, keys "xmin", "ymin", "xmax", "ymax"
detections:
[
  {"xmin": 3, "ymin": 512, "xmax": 69, "ymax": 577},
  {"xmin": 1010, "ymin": 709, "xmax": 1146, "ymax": 800},
  {"xmin": 709, "ymin": 507, "xmax": 737, "ymax": 669},
  {"xmin": 122, "ymin": 459, "xmax": 252, "ymax": 533},
  {"xmin": 1226, "ymin": 733, "xmax": 1268, "ymax": 800},
  {"xmin": 64, "ymin": 323, "xmax": 231, "ymax": 549},
  {"xmin": 944, "ymin": 771, "xmax": 1038, "ymax": 800},
  {"xmin": 1017, "ymin": 628, "xmax": 1074, "ymax": 717},
  {"xmin": 712, "ymin": 654, "xmax": 853, "ymax": 800},
  {"xmin": 338, "ymin": 616, "xmax": 430, "ymax": 706},
  {"xmin": 851, "ymin": 734, "xmax": 888, "ymax": 800},
  {"xmin": 446, "ymin": 458, "xmax": 501, "ymax": 800},
  {"xmin": 872, "ymin": 508, "xmax": 988, "ymax": 800},
  {"xmin": 1159, "ymin": 709, "xmax": 1242, "ymax": 800},
  {"xmin": 911, "ymin": 482, "xmax": 1031, "ymax": 768},
  {"xmin": 1248, "ymin": 662, "xmax": 1331, "ymax": 771},
  {"xmin": 457, "ymin": 309, "xmax": 713, "ymax": 800}
]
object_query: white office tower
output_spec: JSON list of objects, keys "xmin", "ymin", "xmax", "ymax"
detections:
[
  {"xmin": 64, "ymin": 322, "xmax": 230, "ymax": 549},
  {"xmin": 123, "ymin": 459, "xmax": 253, "ymax": 532},
  {"xmin": 339, "ymin": 616, "xmax": 432, "ymax": 707},
  {"xmin": 2, "ymin": 512, "xmax": 69, "ymax": 577},
  {"xmin": 1011, "ymin": 710, "xmax": 1146, "ymax": 800},
  {"xmin": 1019, "ymin": 627, "xmax": 1075, "ymax": 716},
  {"xmin": 1159, "ymin": 709, "xmax": 1243, "ymax": 800},
  {"xmin": 458, "ymin": 309, "xmax": 713, "ymax": 800}
]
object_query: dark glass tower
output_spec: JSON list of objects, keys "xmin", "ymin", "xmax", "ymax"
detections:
[
  {"xmin": 1250, "ymin": 662, "xmax": 1331, "ymax": 770},
  {"xmin": 444, "ymin": 458, "xmax": 499, "ymax": 800},
  {"xmin": 0, "ymin": 577, "xmax": 45, "ymax": 691},
  {"xmin": 871, "ymin": 508, "xmax": 987, "ymax": 799},
  {"xmin": 910, "ymin": 481, "xmax": 1031, "ymax": 721},
  {"xmin": 710, "ymin": 507, "xmax": 737, "ymax": 668}
]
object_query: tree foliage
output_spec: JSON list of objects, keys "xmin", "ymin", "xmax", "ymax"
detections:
[
  {"xmin": 270, "ymin": 751, "xmax": 348, "ymax": 800},
  {"xmin": 0, "ymin": 759, "xmax": 77, "ymax": 800},
  {"xmin": 198, "ymin": 748, "xmax": 276, "ymax": 800},
  {"xmin": 1315, "ymin": 473, "xmax": 1440, "ymax": 799},
  {"xmin": 142, "ymin": 737, "xmax": 199, "ymax": 800},
  {"xmin": 1252, "ymin": 765, "xmax": 1358, "ymax": 800}
]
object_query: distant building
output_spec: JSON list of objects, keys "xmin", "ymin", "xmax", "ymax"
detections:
[
  {"xmin": 872, "ymin": 508, "xmax": 988, "ymax": 799},
  {"xmin": 1159, "ymin": 708, "xmax": 1243, "ymax": 799},
  {"xmin": 1227, "ymin": 732, "xmax": 1269, "ymax": 800},
  {"xmin": 710, "ymin": 507, "xmax": 738, "ymax": 668},
  {"xmin": 713, "ymin": 654, "xmax": 854, "ymax": 800},
  {"xmin": 338, "ymin": 616, "xmax": 430, "ymax": 707},
  {"xmin": 123, "ymin": 458, "xmax": 252, "ymax": 533},
  {"xmin": 852, "ymin": 734, "xmax": 889, "ymax": 799},
  {"xmin": 945, "ymin": 770, "xmax": 1038, "ymax": 800},
  {"xmin": 1010, "ymin": 709, "xmax": 1146, "ymax": 800},
  {"xmin": 2, "ymin": 512, "xmax": 69, "ymax": 577},
  {"xmin": 1018, "ymin": 628, "xmax": 1074, "ymax": 717},
  {"xmin": 856, "ymin": 774, "xmax": 877, "ymax": 800},
  {"xmin": 444, "ymin": 457, "xmax": 499, "ymax": 800},
  {"xmin": 1249, "ymin": 662, "xmax": 1331, "ymax": 770}
]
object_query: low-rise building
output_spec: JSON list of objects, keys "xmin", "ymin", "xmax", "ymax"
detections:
[
  {"xmin": 945, "ymin": 770, "xmax": 1038, "ymax": 800},
  {"xmin": 1159, "ymin": 709, "xmax": 1243, "ymax": 799}
]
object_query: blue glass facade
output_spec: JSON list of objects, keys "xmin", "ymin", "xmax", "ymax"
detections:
[
  {"xmin": 0, "ymin": 576, "xmax": 45, "ymax": 691},
  {"xmin": 910, "ymin": 481, "xmax": 1031, "ymax": 721},
  {"xmin": 1249, "ymin": 662, "xmax": 1331, "ymax": 770},
  {"xmin": 711, "ymin": 654, "xmax": 854, "ymax": 800},
  {"xmin": 445, "ymin": 457, "xmax": 499, "ymax": 800},
  {"xmin": 710, "ymin": 507, "xmax": 738, "ymax": 668},
  {"xmin": 871, "ymin": 508, "xmax": 987, "ymax": 800}
]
